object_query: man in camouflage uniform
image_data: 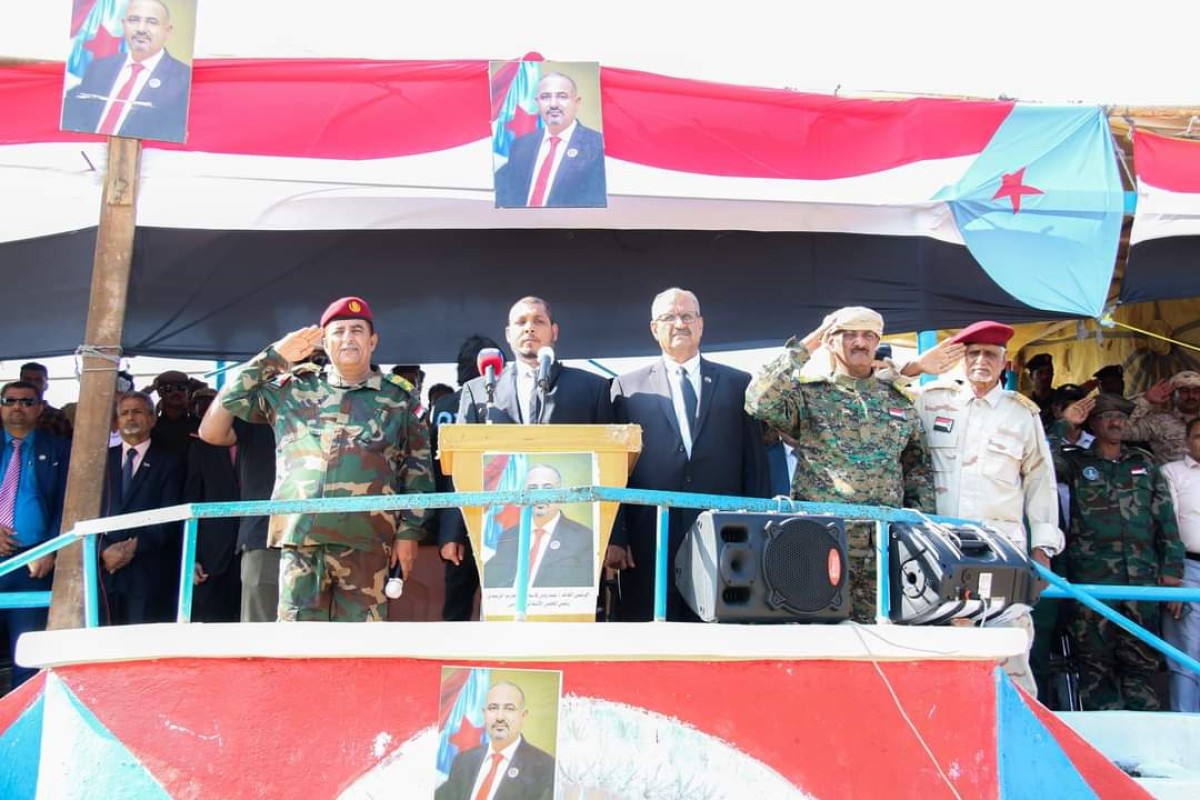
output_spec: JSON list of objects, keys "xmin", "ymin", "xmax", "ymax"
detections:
[
  {"xmin": 1125, "ymin": 370, "xmax": 1200, "ymax": 464},
  {"xmin": 220, "ymin": 296, "xmax": 433, "ymax": 622},
  {"xmin": 914, "ymin": 321, "xmax": 1063, "ymax": 697},
  {"xmin": 1056, "ymin": 392, "xmax": 1185, "ymax": 709},
  {"xmin": 745, "ymin": 306, "xmax": 935, "ymax": 623}
]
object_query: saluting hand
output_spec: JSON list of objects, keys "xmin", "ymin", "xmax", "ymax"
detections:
[
  {"xmin": 800, "ymin": 312, "xmax": 838, "ymax": 353},
  {"xmin": 1145, "ymin": 379, "xmax": 1174, "ymax": 406},
  {"xmin": 1063, "ymin": 396, "xmax": 1095, "ymax": 428},
  {"xmin": 914, "ymin": 341, "xmax": 966, "ymax": 376},
  {"xmin": 275, "ymin": 326, "xmax": 324, "ymax": 364}
]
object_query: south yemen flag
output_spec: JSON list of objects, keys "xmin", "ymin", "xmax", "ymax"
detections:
[
  {"xmin": 1125, "ymin": 130, "xmax": 1200, "ymax": 303},
  {"xmin": 0, "ymin": 59, "xmax": 1125, "ymax": 361}
]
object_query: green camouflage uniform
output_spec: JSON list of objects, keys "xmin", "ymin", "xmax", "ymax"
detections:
[
  {"xmin": 1055, "ymin": 441, "xmax": 1185, "ymax": 709},
  {"xmin": 221, "ymin": 346, "xmax": 434, "ymax": 621},
  {"xmin": 745, "ymin": 339, "xmax": 935, "ymax": 622}
]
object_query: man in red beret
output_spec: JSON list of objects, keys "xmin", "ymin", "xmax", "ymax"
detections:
[
  {"xmin": 217, "ymin": 296, "xmax": 434, "ymax": 622},
  {"xmin": 914, "ymin": 320, "xmax": 1063, "ymax": 698}
]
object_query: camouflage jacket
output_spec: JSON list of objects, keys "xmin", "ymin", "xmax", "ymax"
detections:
[
  {"xmin": 1125, "ymin": 396, "xmax": 1188, "ymax": 464},
  {"xmin": 220, "ymin": 346, "xmax": 433, "ymax": 551},
  {"xmin": 1054, "ymin": 441, "xmax": 1184, "ymax": 585},
  {"xmin": 745, "ymin": 339, "xmax": 935, "ymax": 511}
]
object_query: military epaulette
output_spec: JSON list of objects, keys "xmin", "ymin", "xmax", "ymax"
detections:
[
  {"xmin": 385, "ymin": 373, "xmax": 415, "ymax": 393},
  {"xmin": 919, "ymin": 378, "xmax": 962, "ymax": 394},
  {"xmin": 1009, "ymin": 391, "xmax": 1042, "ymax": 415},
  {"xmin": 797, "ymin": 374, "xmax": 830, "ymax": 385}
]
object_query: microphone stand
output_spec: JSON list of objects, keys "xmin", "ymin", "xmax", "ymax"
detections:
[{"xmin": 484, "ymin": 366, "xmax": 497, "ymax": 425}]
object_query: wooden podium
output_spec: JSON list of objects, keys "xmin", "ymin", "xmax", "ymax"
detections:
[{"xmin": 438, "ymin": 424, "xmax": 642, "ymax": 621}]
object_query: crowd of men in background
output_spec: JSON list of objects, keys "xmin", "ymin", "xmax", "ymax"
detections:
[{"xmin": 2, "ymin": 297, "xmax": 1199, "ymax": 715}]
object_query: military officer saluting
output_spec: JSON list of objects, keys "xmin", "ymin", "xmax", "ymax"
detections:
[
  {"xmin": 914, "ymin": 320, "xmax": 1063, "ymax": 696},
  {"xmin": 745, "ymin": 306, "xmax": 935, "ymax": 623},
  {"xmin": 220, "ymin": 296, "xmax": 434, "ymax": 622}
]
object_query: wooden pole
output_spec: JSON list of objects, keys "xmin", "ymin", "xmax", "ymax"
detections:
[{"xmin": 48, "ymin": 137, "xmax": 141, "ymax": 630}]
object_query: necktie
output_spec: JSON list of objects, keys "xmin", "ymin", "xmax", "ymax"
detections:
[
  {"xmin": 97, "ymin": 62, "xmax": 145, "ymax": 136},
  {"xmin": 474, "ymin": 752, "xmax": 505, "ymax": 800},
  {"xmin": 527, "ymin": 375, "xmax": 542, "ymax": 424},
  {"xmin": 0, "ymin": 439, "xmax": 22, "ymax": 530},
  {"xmin": 528, "ymin": 135, "xmax": 562, "ymax": 207},
  {"xmin": 679, "ymin": 367, "xmax": 699, "ymax": 425},
  {"xmin": 528, "ymin": 527, "xmax": 548, "ymax": 575},
  {"xmin": 122, "ymin": 447, "xmax": 138, "ymax": 500}
]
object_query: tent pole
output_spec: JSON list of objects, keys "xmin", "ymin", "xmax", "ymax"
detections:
[{"xmin": 48, "ymin": 137, "xmax": 141, "ymax": 630}]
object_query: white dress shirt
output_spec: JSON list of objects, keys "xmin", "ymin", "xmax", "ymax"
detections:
[
  {"xmin": 515, "ymin": 363, "xmax": 538, "ymax": 424},
  {"xmin": 528, "ymin": 511, "xmax": 562, "ymax": 584},
  {"xmin": 663, "ymin": 353, "xmax": 702, "ymax": 457},
  {"xmin": 525, "ymin": 120, "xmax": 577, "ymax": 205},
  {"xmin": 468, "ymin": 736, "xmax": 523, "ymax": 800},
  {"xmin": 99, "ymin": 50, "xmax": 165, "ymax": 135},
  {"xmin": 916, "ymin": 381, "xmax": 1063, "ymax": 555},
  {"xmin": 1163, "ymin": 456, "xmax": 1200, "ymax": 554}
]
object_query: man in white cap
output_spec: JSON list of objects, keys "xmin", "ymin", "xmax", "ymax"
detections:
[
  {"xmin": 914, "ymin": 320, "xmax": 1063, "ymax": 697},
  {"xmin": 746, "ymin": 306, "xmax": 935, "ymax": 623},
  {"xmin": 1126, "ymin": 370, "xmax": 1200, "ymax": 464}
]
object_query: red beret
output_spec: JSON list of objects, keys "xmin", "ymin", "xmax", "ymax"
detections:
[
  {"xmin": 320, "ymin": 296, "xmax": 373, "ymax": 328},
  {"xmin": 949, "ymin": 320, "xmax": 1014, "ymax": 347}
]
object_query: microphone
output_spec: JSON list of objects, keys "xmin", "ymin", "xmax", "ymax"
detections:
[
  {"xmin": 477, "ymin": 348, "xmax": 504, "ymax": 389},
  {"xmin": 476, "ymin": 348, "xmax": 505, "ymax": 423},
  {"xmin": 536, "ymin": 346, "xmax": 555, "ymax": 391}
]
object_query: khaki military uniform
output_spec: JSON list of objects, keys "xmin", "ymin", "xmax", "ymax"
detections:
[
  {"xmin": 1125, "ymin": 397, "xmax": 1189, "ymax": 464},
  {"xmin": 915, "ymin": 380, "xmax": 1063, "ymax": 696}
]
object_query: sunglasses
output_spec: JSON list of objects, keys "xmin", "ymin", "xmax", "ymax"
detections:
[
  {"xmin": 1, "ymin": 397, "xmax": 39, "ymax": 407},
  {"xmin": 157, "ymin": 382, "xmax": 190, "ymax": 393}
]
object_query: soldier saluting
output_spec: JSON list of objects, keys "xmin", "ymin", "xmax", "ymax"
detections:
[
  {"xmin": 745, "ymin": 306, "xmax": 935, "ymax": 623},
  {"xmin": 219, "ymin": 297, "xmax": 434, "ymax": 622}
]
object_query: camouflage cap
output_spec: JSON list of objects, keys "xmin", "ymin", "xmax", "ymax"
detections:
[
  {"xmin": 1089, "ymin": 392, "xmax": 1135, "ymax": 418},
  {"xmin": 1172, "ymin": 370, "xmax": 1200, "ymax": 389},
  {"xmin": 824, "ymin": 306, "xmax": 883, "ymax": 338}
]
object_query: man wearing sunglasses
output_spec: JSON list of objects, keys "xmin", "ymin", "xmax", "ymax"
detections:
[
  {"xmin": 149, "ymin": 370, "xmax": 199, "ymax": 469},
  {"xmin": 0, "ymin": 381, "xmax": 70, "ymax": 688}
]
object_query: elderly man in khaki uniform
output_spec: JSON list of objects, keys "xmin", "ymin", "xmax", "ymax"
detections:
[
  {"xmin": 1126, "ymin": 370, "xmax": 1200, "ymax": 464},
  {"xmin": 914, "ymin": 320, "xmax": 1063, "ymax": 697}
]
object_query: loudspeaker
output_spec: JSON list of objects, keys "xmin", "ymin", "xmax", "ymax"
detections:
[
  {"xmin": 675, "ymin": 511, "xmax": 849, "ymax": 623},
  {"xmin": 888, "ymin": 521, "xmax": 1046, "ymax": 625}
]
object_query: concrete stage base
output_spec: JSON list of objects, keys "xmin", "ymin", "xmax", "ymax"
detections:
[{"xmin": 1, "ymin": 623, "xmax": 1147, "ymax": 799}]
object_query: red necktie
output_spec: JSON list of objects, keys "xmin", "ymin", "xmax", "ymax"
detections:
[
  {"xmin": 473, "ymin": 752, "xmax": 504, "ymax": 800},
  {"xmin": 97, "ymin": 62, "xmax": 145, "ymax": 136},
  {"xmin": 528, "ymin": 136, "xmax": 561, "ymax": 207},
  {"xmin": 528, "ymin": 527, "xmax": 548, "ymax": 574}
]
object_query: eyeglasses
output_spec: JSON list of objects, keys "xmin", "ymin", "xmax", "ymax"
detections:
[
  {"xmin": 1, "ymin": 397, "xmax": 39, "ymax": 407},
  {"xmin": 157, "ymin": 382, "xmax": 190, "ymax": 393},
  {"xmin": 654, "ymin": 313, "xmax": 699, "ymax": 325}
]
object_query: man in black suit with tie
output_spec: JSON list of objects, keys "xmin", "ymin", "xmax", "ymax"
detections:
[
  {"xmin": 436, "ymin": 681, "xmax": 555, "ymax": 800},
  {"xmin": 609, "ymin": 288, "xmax": 770, "ymax": 621},
  {"xmin": 446, "ymin": 297, "xmax": 611, "ymax": 612},
  {"xmin": 494, "ymin": 72, "xmax": 607, "ymax": 209},
  {"xmin": 61, "ymin": 0, "xmax": 192, "ymax": 143},
  {"xmin": 101, "ymin": 391, "xmax": 184, "ymax": 625},
  {"xmin": 483, "ymin": 464, "xmax": 594, "ymax": 589}
]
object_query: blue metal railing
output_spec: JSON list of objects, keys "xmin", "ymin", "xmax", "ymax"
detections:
[{"xmin": 3, "ymin": 485, "xmax": 1199, "ymax": 678}]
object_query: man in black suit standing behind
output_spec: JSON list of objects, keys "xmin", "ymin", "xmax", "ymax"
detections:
[
  {"xmin": 101, "ymin": 391, "xmax": 184, "ymax": 624},
  {"xmin": 61, "ymin": 0, "xmax": 192, "ymax": 143},
  {"xmin": 484, "ymin": 464, "xmax": 594, "ymax": 589},
  {"xmin": 494, "ymin": 72, "xmax": 607, "ymax": 209},
  {"xmin": 436, "ymin": 681, "xmax": 555, "ymax": 800},
  {"xmin": 609, "ymin": 288, "xmax": 770, "ymax": 621}
]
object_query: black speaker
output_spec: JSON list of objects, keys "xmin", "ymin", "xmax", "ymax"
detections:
[
  {"xmin": 888, "ymin": 521, "xmax": 1047, "ymax": 624},
  {"xmin": 675, "ymin": 511, "xmax": 849, "ymax": 623}
]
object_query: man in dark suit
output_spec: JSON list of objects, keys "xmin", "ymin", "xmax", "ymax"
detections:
[
  {"xmin": 458, "ymin": 297, "xmax": 612, "ymax": 426},
  {"xmin": 448, "ymin": 297, "xmax": 611, "ymax": 614},
  {"xmin": 0, "ymin": 381, "xmax": 70, "ymax": 688},
  {"xmin": 61, "ymin": 0, "xmax": 192, "ymax": 143},
  {"xmin": 100, "ymin": 391, "xmax": 184, "ymax": 625},
  {"xmin": 436, "ymin": 681, "xmax": 555, "ymax": 800},
  {"xmin": 183, "ymin": 430, "xmax": 241, "ymax": 623},
  {"xmin": 609, "ymin": 288, "xmax": 770, "ymax": 621},
  {"xmin": 494, "ymin": 72, "xmax": 606, "ymax": 208},
  {"xmin": 484, "ymin": 464, "xmax": 594, "ymax": 589}
]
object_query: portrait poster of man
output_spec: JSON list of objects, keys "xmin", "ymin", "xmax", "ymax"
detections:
[
  {"xmin": 61, "ymin": 0, "xmax": 198, "ymax": 144},
  {"xmin": 490, "ymin": 60, "xmax": 608, "ymax": 209},
  {"xmin": 434, "ymin": 667, "xmax": 561, "ymax": 800},
  {"xmin": 479, "ymin": 452, "xmax": 599, "ymax": 618}
]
